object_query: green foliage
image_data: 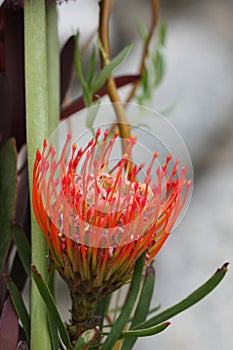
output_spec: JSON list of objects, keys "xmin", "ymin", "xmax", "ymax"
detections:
[
  {"xmin": 134, "ymin": 263, "xmax": 228, "ymax": 330},
  {"xmin": 47, "ymin": 268, "xmax": 60, "ymax": 350},
  {"xmin": 137, "ymin": 22, "xmax": 167, "ymax": 104},
  {"xmin": 74, "ymin": 32, "xmax": 91, "ymax": 106},
  {"xmin": 0, "ymin": 139, "xmax": 17, "ymax": 274},
  {"xmin": 101, "ymin": 253, "xmax": 145, "ymax": 350},
  {"xmin": 121, "ymin": 264, "xmax": 155, "ymax": 350},
  {"xmin": 32, "ymin": 265, "xmax": 73, "ymax": 350},
  {"xmin": 136, "ymin": 20, "xmax": 149, "ymax": 41},
  {"xmin": 12, "ymin": 224, "xmax": 31, "ymax": 277},
  {"xmin": 6, "ymin": 277, "xmax": 30, "ymax": 342},
  {"xmin": 91, "ymin": 42, "xmax": 132, "ymax": 93},
  {"xmin": 121, "ymin": 322, "xmax": 170, "ymax": 338},
  {"xmin": 86, "ymin": 99, "xmax": 101, "ymax": 135},
  {"xmin": 74, "ymin": 33, "xmax": 132, "ymax": 107}
]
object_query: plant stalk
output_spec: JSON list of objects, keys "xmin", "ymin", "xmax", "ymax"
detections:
[
  {"xmin": 24, "ymin": 0, "xmax": 51, "ymax": 348},
  {"xmin": 99, "ymin": 0, "xmax": 130, "ymax": 148},
  {"xmin": 46, "ymin": 1, "xmax": 60, "ymax": 134}
]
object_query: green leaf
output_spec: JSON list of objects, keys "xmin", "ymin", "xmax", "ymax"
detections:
[
  {"xmin": 95, "ymin": 294, "xmax": 112, "ymax": 331},
  {"xmin": 134, "ymin": 263, "xmax": 229, "ymax": 330},
  {"xmin": 91, "ymin": 44, "xmax": 132, "ymax": 93},
  {"xmin": 86, "ymin": 99, "xmax": 101, "ymax": 134},
  {"xmin": 136, "ymin": 20, "xmax": 149, "ymax": 41},
  {"xmin": 87, "ymin": 46, "xmax": 96, "ymax": 86},
  {"xmin": 32, "ymin": 265, "xmax": 73, "ymax": 350},
  {"xmin": 148, "ymin": 305, "xmax": 161, "ymax": 315},
  {"xmin": 121, "ymin": 264, "xmax": 155, "ymax": 350},
  {"xmin": 158, "ymin": 22, "xmax": 167, "ymax": 46},
  {"xmin": 0, "ymin": 139, "xmax": 17, "ymax": 274},
  {"xmin": 74, "ymin": 329, "xmax": 97, "ymax": 350},
  {"xmin": 101, "ymin": 253, "xmax": 145, "ymax": 350},
  {"xmin": 153, "ymin": 47, "xmax": 165, "ymax": 87},
  {"xmin": 74, "ymin": 32, "xmax": 91, "ymax": 106},
  {"xmin": 47, "ymin": 267, "xmax": 60, "ymax": 350},
  {"xmin": 153, "ymin": 22, "xmax": 167, "ymax": 87},
  {"xmin": 142, "ymin": 66, "xmax": 150, "ymax": 99},
  {"xmin": 97, "ymin": 37, "xmax": 109, "ymax": 64},
  {"xmin": 121, "ymin": 322, "xmax": 170, "ymax": 338},
  {"xmin": 12, "ymin": 224, "xmax": 31, "ymax": 277},
  {"xmin": 74, "ymin": 32, "xmax": 85, "ymax": 86},
  {"xmin": 6, "ymin": 277, "xmax": 30, "ymax": 342}
]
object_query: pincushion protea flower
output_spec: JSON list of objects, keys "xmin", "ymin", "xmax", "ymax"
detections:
[{"xmin": 32, "ymin": 128, "xmax": 191, "ymax": 333}]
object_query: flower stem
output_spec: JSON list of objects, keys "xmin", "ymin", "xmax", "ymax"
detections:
[
  {"xmin": 24, "ymin": 0, "xmax": 51, "ymax": 348},
  {"xmin": 98, "ymin": 0, "xmax": 130, "ymax": 147},
  {"xmin": 126, "ymin": 0, "xmax": 159, "ymax": 102},
  {"xmin": 46, "ymin": 1, "xmax": 60, "ymax": 134}
]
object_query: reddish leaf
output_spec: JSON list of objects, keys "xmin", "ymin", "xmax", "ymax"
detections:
[
  {"xmin": 60, "ymin": 35, "xmax": 75, "ymax": 104},
  {"xmin": 0, "ymin": 297, "xmax": 19, "ymax": 350},
  {"xmin": 60, "ymin": 74, "xmax": 140, "ymax": 119},
  {"xmin": 0, "ymin": 72, "xmax": 11, "ymax": 149},
  {"xmin": 0, "ymin": 9, "xmax": 5, "ymax": 72},
  {"xmin": 3, "ymin": 8, "xmax": 26, "ymax": 150}
]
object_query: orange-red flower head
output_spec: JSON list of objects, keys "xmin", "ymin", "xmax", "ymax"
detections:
[{"xmin": 33, "ymin": 128, "xmax": 191, "ymax": 305}]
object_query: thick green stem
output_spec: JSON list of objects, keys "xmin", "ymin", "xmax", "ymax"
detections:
[
  {"xmin": 46, "ymin": 2, "xmax": 60, "ymax": 134},
  {"xmin": 24, "ymin": 0, "xmax": 51, "ymax": 349}
]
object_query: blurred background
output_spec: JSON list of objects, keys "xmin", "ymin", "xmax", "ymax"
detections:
[{"xmin": 57, "ymin": 1, "xmax": 233, "ymax": 349}]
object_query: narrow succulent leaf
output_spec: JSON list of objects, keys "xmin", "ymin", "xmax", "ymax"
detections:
[
  {"xmin": 74, "ymin": 329, "xmax": 97, "ymax": 350},
  {"xmin": 91, "ymin": 295, "xmax": 112, "ymax": 349},
  {"xmin": 47, "ymin": 267, "xmax": 59, "ymax": 350},
  {"xmin": 95, "ymin": 294, "xmax": 112, "ymax": 331},
  {"xmin": 31, "ymin": 265, "xmax": 73, "ymax": 350},
  {"xmin": 101, "ymin": 253, "xmax": 145, "ymax": 350},
  {"xmin": 91, "ymin": 44, "xmax": 132, "ymax": 93},
  {"xmin": 134, "ymin": 263, "xmax": 229, "ymax": 330},
  {"xmin": 121, "ymin": 322, "xmax": 170, "ymax": 338},
  {"xmin": 47, "ymin": 307, "xmax": 59, "ymax": 350},
  {"xmin": 148, "ymin": 305, "xmax": 161, "ymax": 315},
  {"xmin": 113, "ymin": 286, "xmax": 123, "ymax": 322},
  {"xmin": 12, "ymin": 224, "xmax": 31, "ymax": 277},
  {"xmin": 121, "ymin": 264, "xmax": 155, "ymax": 350},
  {"xmin": 0, "ymin": 138, "xmax": 17, "ymax": 274},
  {"xmin": 60, "ymin": 74, "xmax": 140, "ymax": 119},
  {"xmin": 87, "ymin": 46, "xmax": 96, "ymax": 86},
  {"xmin": 6, "ymin": 277, "xmax": 30, "ymax": 342},
  {"xmin": 0, "ymin": 297, "xmax": 19, "ymax": 350}
]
